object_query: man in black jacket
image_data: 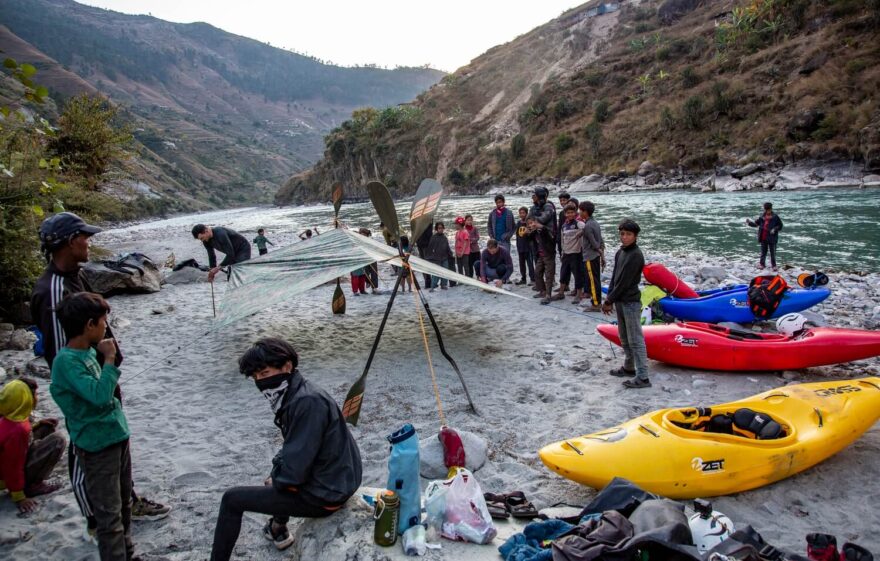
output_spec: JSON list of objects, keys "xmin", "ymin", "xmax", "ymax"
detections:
[
  {"xmin": 191, "ymin": 224, "xmax": 252, "ymax": 282},
  {"xmin": 31, "ymin": 212, "xmax": 170, "ymax": 542},
  {"xmin": 603, "ymin": 219, "xmax": 651, "ymax": 389},
  {"xmin": 210, "ymin": 338, "xmax": 362, "ymax": 560},
  {"xmin": 746, "ymin": 202, "xmax": 783, "ymax": 271}
]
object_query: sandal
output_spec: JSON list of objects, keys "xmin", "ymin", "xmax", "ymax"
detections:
[
  {"xmin": 483, "ymin": 493, "xmax": 510, "ymax": 519},
  {"xmin": 504, "ymin": 491, "xmax": 539, "ymax": 519},
  {"xmin": 608, "ymin": 367, "xmax": 635, "ymax": 378}
]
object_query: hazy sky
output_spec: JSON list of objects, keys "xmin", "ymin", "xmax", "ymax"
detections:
[{"xmin": 79, "ymin": 1, "xmax": 582, "ymax": 72}]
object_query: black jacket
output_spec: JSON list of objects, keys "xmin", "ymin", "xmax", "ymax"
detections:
[
  {"xmin": 747, "ymin": 213, "xmax": 783, "ymax": 244},
  {"xmin": 425, "ymin": 232, "xmax": 453, "ymax": 264},
  {"xmin": 203, "ymin": 227, "xmax": 251, "ymax": 268},
  {"xmin": 31, "ymin": 261, "xmax": 122, "ymax": 369},
  {"xmin": 606, "ymin": 243, "xmax": 644, "ymax": 305},
  {"xmin": 529, "ymin": 201, "xmax": 557, "ymax": 233},
  {"xmin": 271, "ymin": 371, "xmax": 362, "ymax": 506},
  {"xmin": 515, "ymin": 220, "xmax": 535, "ymax": 254}
]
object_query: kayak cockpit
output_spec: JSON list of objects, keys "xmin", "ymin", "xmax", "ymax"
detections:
[{"xmin": 660, "ymin": 406, "xmax": 796, "ymax": 446}]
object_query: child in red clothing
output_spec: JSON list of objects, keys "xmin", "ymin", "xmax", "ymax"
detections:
[{"xmin": 0, "ymin": 378, "xmax": 64, "ymax": 514}]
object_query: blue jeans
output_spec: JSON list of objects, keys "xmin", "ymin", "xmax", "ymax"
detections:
[
  {"xmin": 431, "ymin": 260, "xmax": 448, "ymax": 288},
  {"xmin": 615, "ymin": 301, "xmax": 649, "ymax": 382}
]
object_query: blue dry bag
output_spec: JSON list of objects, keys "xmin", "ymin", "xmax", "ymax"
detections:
[
  {"xmin": 386, "ymin": 424, "xmax": 421, "ymax": 535},
  {"xmin": 29, "ymin": 326, "xmax": 44, "ymax": 357}
]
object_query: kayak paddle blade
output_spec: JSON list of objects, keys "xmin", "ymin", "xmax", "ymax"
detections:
[
  {"xmin": 410, "ymin": 179, "xmax": 443, "ymax": 243},
  {"xmin": 366, "ymin": 181, "xmax": 400, "ymax": 237},
  {"xmin": 332, "ymin": 278, "xmax": 346, "ymax": 315},
  {"xmin": 331, "ymin": 183, "xmax": 344, "ymax": 219},
  {"xmin": 342, "ymin": 376, "xmax": 365, "ymax": 425}
]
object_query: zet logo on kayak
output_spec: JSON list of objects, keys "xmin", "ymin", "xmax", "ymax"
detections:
[
  {"xmin": 814, "ymin": 384, "xmax": 861, "ymax": 397},
  {"xmin": 729, "ymin": 298, "xmax": 748, "ymax": 308},
  {"xmin": 692, "ymin": 457, "xmax": 725, "ymax": 473},
  {"xmin": 674, "ymin": 334, "xmax": 699, "ymax": 347}
]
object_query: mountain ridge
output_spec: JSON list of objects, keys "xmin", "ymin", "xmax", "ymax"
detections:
[
  {"xmin": 276, "ymin": 0, "xmax": 880, "ymax": 205},
  {"xmin": 0, "ymin": 0, "xmax": 443, "ymax": 212}
]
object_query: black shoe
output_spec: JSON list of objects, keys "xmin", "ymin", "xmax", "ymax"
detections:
[
  {"xmin": 263, "ymin": 519, "xmax": 294, "ymax": 550},
  {"xmin": 608, "ymin": 367, "xmax": 635, "ymax": 377},
  {"xmin": 623, "ymin": 378, "xmax": 652, "ymax": 389},
  {"xmin": 516, "ymin": 279, "xmax": 527, "ymax": 285}
]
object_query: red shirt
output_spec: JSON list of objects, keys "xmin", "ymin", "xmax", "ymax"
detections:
[{"xmin": 0, "ymin": 417, "xmax": 31, "ymax": 496}]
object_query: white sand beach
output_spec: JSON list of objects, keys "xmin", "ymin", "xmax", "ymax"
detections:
[{"xmin": 1, "ymin": 209, "xmax": 878, "ymax": 560}]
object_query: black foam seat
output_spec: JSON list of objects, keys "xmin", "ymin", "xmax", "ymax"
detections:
[{"xmin": 732, "ymin": 408, "xmax": 784, "ymax": 439}]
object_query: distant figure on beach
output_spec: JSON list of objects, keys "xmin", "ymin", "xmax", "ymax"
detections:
[
  {"xmin": 210, "ymin": 338, "xmax": 361, "ymax": 560},
  {"xmin": 252, "ymin": 228, "xmax": 274, "ymax": 256},
  {"xmin": 0, "ymin": 378, "xmax": 64, "ymax": 514},
  {"xmin": 415, "ymin": 221, "xmax": 434, "ymax": 287},
  {"xmin": 32, "ymin": 212, "xmax": 170, "ymax": 540},
  {"xmin": 556, "ymin": 191, "xmax": 571, "ymax": 255},
  {"xmin": 464, "ymin": 214, "xmax": 481, "ymax": 278},
  {"xmin": 554, "ymin": 203, "xmax": 586, "ymax": 303},
  {"xmin": 479, "ymin": 239, "xmax": 514, "ymax": 288},
  {"xmin": 453, "ymin": 217, "xmax": 471, "ymax": 279},
  {"xmin": 579, "ymin": 201, "xmax": 605, "ymax": 311},
  {"xmin": 514, "ymin": 206, "xmax": 536, "ymax": 286},
  {"xmin": 425, "ymin": 222, "xmax": 453, "ymax": 291},
  {"xmin": 487, "ymin": 195, "xmax": 515, "ymax": 253},
  {"xmin": 603, "ymin": 219, "xmax": 651, "ymax": 389},
  {"xmin": 746, "ymin": 202, "xmax": 783, "ymax": 271},
  {"xmin": 399, "ymin": 236, "xmax": 413, "ymax": 292},
  {"xmin": 358, "ymin": 228, "xmax": 380, "ymax": 294},
  {"xmin": 528, "ymin": 187, "xmax": 558, "ymax": 303},
  {"xmin": 192, "ymin": 224, "xmax": 251, "ymax": 282},
  {"xmin": 298, "ymin": 228, "xmax": 319, "ymax": 241}
]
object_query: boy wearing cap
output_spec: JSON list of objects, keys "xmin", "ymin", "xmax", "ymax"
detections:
[
  {"xmin": 603, "ymin": 219, "xmax": 651, "ymax": 389},
  {"xmin": 31, "ymin": 212, "xmax": 170, "ymax": 542},
  {"xmin": 746, "ymin": 202, "xmax": 783, "ymax": 271}
]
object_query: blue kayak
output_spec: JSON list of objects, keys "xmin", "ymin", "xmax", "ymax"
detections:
[{"xmin": 658, "ymin": 284, "xmax": 831, "ymax": 323}]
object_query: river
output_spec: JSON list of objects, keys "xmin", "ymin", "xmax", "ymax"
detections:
[{"xmin": 102, "ymin": 188, "xmax": 880, "ymax": 273}]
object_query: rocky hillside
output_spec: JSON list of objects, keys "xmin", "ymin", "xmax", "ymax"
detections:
[
  {"xmin": 278, "ymin": 0, "xmax": 880, "ymax": 204},
  {"xmin": 0, "ymin": 0, "xmax": 443, "ymax": 211}
]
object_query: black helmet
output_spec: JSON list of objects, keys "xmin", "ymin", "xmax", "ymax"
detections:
[
  {"xmin": 39, "ymin": 212, "xmax": 102, "ymax": 253},
  {"xmin": 534, "ymin": 186, "xmax": 549, "ymax": 199}
]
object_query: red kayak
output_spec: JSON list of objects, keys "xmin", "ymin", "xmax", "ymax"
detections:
[
  {"xmin": 643, "ymin": 263, "xmax": 699, "ymax": 299},
  {"xmin": 596, "ymin": 322, "xmax": 880, "ymax": 371}
]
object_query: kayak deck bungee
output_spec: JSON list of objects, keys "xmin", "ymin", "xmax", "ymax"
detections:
[
  {"xmin": 539, "ymin": 378, "xmax": 880, "ymax": 498},
  {"xmin": 596, "ymin": 322, "xmax": 880, "ymax": 371},
  {"xmin": 658, "ymin": 284, "xmax": 830, "ymax": 323}
]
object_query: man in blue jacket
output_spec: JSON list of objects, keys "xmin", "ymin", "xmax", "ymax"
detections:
[
  {"xmin": 487, "ymin": 195, "xmax": 515, "ymax": 253},
  {"xmin": 210, "ymin": 338, "xmax": 362, "ymax": 560},
  {"xmin": 746, "ymin": 202, "xmax": 783, "ymax": 271}
]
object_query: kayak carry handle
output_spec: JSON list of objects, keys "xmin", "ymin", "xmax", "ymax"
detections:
[
  {"xmin": 814, "ymin": 408, "xmax": 823, "ymax": 428},
  {"xmin": 861, "ymin": 380, "xmax": 880, "ymax": 391},
  {"xmin": 762, "ymin": 392, "xmax": 789, "ymax": 400},
  {"xmin": 563, "ymin": 440, "xmax": 584, "ymax": 455},
  {"xmin": 639, "ymin": 424, "xmax": 660, "ymax": 438}
]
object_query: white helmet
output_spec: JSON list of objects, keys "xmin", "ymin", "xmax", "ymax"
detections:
[
  {"xmin": 776, "ymin": 313, "xmax": 808, "ymax": 336},
  {"xmin": 689, "ymin": 500, "xmax": 734, "ymax": 553}
]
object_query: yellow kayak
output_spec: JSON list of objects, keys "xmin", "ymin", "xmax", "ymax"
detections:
[{"xmin": 539, "ymin": 378, "xmax": 880, "ymax": 498}]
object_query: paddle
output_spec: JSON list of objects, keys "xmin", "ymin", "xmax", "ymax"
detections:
[
  {"xmin": 331, "ymin": 183, "xmax": 346, "ymax": 315},
  {"xmin": 366, "ymin": 181, "xmax": 401, "ymax": 239},
  {"xmin": 410, "ymin": 178, "xmax": 443, "ymax": 243}
]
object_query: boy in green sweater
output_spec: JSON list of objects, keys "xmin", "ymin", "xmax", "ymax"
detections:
[
  {"xmin": 51, "ymin": 292, "xmax": 134, "ymax": 561},
  {"xmin": 252, "ymin": 228, "xmax": 274, "ymax": 256}
]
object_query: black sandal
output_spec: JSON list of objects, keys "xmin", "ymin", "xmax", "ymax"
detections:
[
  {"xmin": 608, "ymin": 367, "xmax": 635, "ymax": 377},
  {"xmin": 505, "ymin": 491, "xmax": 539, "ymax": 519},
  {"xmin": 483, "ymin": 493, "xmax": 510, "ymax": 519}
]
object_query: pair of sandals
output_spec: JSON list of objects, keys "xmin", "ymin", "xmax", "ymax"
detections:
[{"xmin": 483, "ymin": 491, "xmax": 539, "ymax": 520}]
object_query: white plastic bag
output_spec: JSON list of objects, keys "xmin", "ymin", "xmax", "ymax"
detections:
[
  {"xmin": 439, "ymin": 468, "xmax": 497, "ymax": 544},
  {"xmin": 424, "ymin": 479, "xmax": 448, "ymax": 544}
]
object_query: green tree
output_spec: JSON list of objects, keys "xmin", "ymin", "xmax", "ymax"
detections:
[
  {"xmin": 510, "ymin": 134, "xmax": 526, "ymax": 160},
  {"xmin": 49, "ymin": 94, "xmax": 132, "ymax": 188}
]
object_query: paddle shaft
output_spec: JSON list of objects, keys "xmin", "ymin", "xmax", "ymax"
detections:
[
  {"xmin": 411, "ymin": 273, "xmax": 478, "ymax": 415},
  {"xmin": 342, "ymin": 265, "xmax": 405, "ymax": 425}
]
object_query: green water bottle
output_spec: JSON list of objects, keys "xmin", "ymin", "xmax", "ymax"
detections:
[{"xmin": 373, "ymin": 490, "xmax": 400, "ymax": 546}]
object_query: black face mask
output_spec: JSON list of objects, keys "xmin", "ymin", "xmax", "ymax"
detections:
[{"xmin": 254, "ymin": 371, "xmax": 292, "ymax": 413}]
